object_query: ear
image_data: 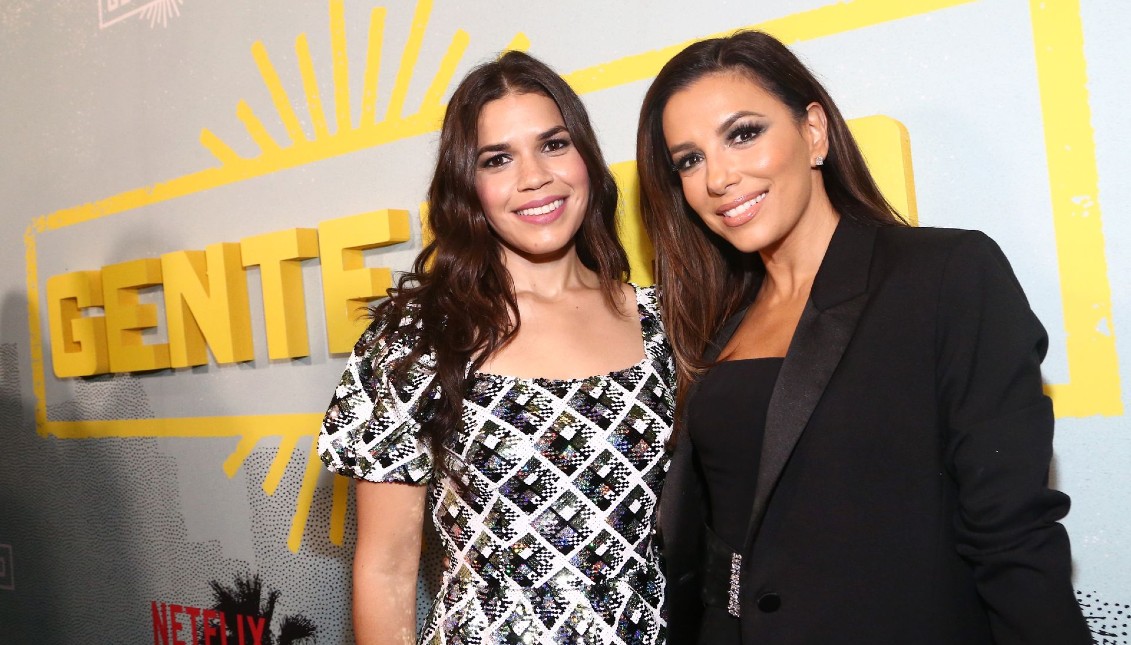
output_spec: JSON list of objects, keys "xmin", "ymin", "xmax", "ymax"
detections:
[{"xmin": 803, "ymin": 102, "xmax": 829, "ymax": 166}]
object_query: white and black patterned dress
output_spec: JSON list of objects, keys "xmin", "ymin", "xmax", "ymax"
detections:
[{"xmin": 318, "ymin": 284, "xmax": 674, "ymax": 645}]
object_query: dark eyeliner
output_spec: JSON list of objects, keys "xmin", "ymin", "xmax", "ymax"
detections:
[
  {"xmin": 479, "ymin": 153, "xmax": 506, "ymax": 169},
  {"xmin": 672, "ymin": 152, "xmax": 698, "ymax": 172},
  {"xmin": 728, "ymin": 122, "xmax": 765, "ymax": 143},
  {"xmin": 544, "ymin": 137, "xmax": 570, "ymax": 152}
]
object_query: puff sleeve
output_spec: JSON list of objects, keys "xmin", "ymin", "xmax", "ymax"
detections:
[
  {"xmin": 936, "ymin": 231, "xmax": 1090, "ymax": 644},
  {"xmin": 318, "ymin": 313, "xmax": 437, "ymax": 485}
]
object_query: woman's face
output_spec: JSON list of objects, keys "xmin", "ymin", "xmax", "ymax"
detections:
[
  {"xmin": 661, "ymin": 72, "xmax": 828, "ymax": 255},
  {"xmin": 474, "ymin": 91, "xmax": 590, "ymax": 262}
]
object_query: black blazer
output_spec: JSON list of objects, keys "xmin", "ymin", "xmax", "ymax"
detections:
[{"xmin": 658, "ymin": 217, "xmax": 1090, "ymax": 644}]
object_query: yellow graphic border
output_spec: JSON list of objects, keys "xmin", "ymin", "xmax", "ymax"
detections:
[{"xmin": 24, "ymin": 0, "xmax": 1118, "ymax": 552}]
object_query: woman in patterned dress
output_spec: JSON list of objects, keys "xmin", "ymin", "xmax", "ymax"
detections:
[{"xmin": 318, "ymin": 51, "xmax": 674, "ymax": 645}]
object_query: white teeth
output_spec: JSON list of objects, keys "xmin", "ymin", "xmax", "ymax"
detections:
[
  {"xmin": 516, "ymin": 198, "xmax": 564, "ymax": 217},
  {"xmin": 723, "ymin": 192, "xmax": 766, "ymax": 218}
]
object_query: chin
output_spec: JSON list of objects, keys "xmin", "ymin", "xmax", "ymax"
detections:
[{"xmin": 716, "ymin": 231, "xmax": 770, "ymax": 255}]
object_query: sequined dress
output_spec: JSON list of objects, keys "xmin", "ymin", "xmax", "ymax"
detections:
[{"xmin": 318, "ymin": 285, "xmax": 674, "ymax": 644}]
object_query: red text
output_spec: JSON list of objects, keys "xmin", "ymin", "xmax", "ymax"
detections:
[{"xmin": 151, "ymin": 601, "xmax": 267, "ymax": 645}]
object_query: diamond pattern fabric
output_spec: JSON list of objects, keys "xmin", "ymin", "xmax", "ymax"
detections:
[{"xmin": 319, "ymin": 285, "xmax": 675, "ymax": 644}]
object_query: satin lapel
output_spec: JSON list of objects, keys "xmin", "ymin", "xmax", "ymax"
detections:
[{"xmin": 742, "ymin": 218, "xmax": 878, "ymax": 548}]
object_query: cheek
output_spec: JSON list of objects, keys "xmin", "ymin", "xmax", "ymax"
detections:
[
  {"xmin": 760, "ymin": 135, "xmax": 808, "ymax": 176},
  {"xmin": 560, "ymin": 153, "xmax": 590, "ymax": 194},
  {"xmin": 679, "ymin": 176, "xmax": 710, "ymax": 213}
]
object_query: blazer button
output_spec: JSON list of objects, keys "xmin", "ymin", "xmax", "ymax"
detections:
[{"xmin": 757, "ymin": 592, "xmax": 781, "ymax": 613}]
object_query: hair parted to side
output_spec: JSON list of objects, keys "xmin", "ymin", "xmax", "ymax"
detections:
[
  {"xmin": 370, "ymin": 50, "xmax": 628, "ymax": 485},
  {"xmin": 636, "ymin": 30, "xmax": 906, "ymax": 423}
]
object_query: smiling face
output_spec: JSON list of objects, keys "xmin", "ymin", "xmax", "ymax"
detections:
[
  {"xmin": 474, "ymin": 91, "xmax": 590, "ymax": 263},
  {"xmin": 662, "ymin": 72, "xmax": 831, "ymax": 256}
]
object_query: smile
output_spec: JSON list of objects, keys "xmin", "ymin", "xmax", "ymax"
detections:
[
  {"xmin": 516, "ymin": 198, "xmax": 565, "ymax": 217},
  {"xmin": 721, "ymin": 192, "xmax": 766, "ymax": 218}
]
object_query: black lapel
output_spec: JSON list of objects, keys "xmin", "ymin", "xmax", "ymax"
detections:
[{"xmin": 742, "ymin": 218, "xmax": 878, "ymax": 548}]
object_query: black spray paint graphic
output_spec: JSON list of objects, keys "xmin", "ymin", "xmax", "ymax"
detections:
[{"xmin": 152, "ymin": 573, "xmax": 316, "ymax": 644}]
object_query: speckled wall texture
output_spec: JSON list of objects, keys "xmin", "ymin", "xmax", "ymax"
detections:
[{"xmin": 1, "ymin": 1, "xmax": 1129, "ymax": 643}]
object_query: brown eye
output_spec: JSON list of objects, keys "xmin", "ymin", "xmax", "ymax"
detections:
[
  {"xmin": 729, "ymin": 123, "xmax": 765, "ymax": 145},
  {"xmin": 672, "ymin": 152, "xmax": 703, "ymax": 173},
  {"xmin": 543, "ymin": 138, "xmax": 570, "ymax": 153},
  {"xmin": 480, "ymin": 154, "xmax": 509, "ymax": 169}
]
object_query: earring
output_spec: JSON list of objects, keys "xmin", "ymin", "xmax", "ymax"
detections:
[{"xmin": 813, "ymin": 155, "xmax": 825, "ymax": 168}]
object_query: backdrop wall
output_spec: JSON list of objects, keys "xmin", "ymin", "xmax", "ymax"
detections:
[{"xmin": 1, "ymin": 0, "xmax": 1128, "ymax": 643}]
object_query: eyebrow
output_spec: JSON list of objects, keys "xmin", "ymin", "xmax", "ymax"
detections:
[
  {"xmin": 666, "ymin": 110, "xmax": 765, "ymax": 157},
  {"xmin": 476, "ymin": 125, "xmax": 569, "ymax": 157}
]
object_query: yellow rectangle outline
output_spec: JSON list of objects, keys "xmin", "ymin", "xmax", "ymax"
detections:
[{"xmin": 26, "ymin": 0, "xmax": 1117, "ymax": 443}]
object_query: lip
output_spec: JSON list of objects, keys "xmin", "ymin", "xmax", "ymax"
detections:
[
  {"xmin": 716, "ymin": 191, "xmax": 766, "ymax": 228},
  {"xmin": 513, "ymin": 195, "xmax": 567, "ymax": 224},
  {"xmin": 515, "ymin": 194, "xmax": 566, "ymax": 212}
]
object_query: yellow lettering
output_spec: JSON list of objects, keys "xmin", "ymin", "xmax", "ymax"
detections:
[
  {"xmin": 318, "ymin": 210, "xmax": 410, "ymax": 353},
  {"xmin": 102, "ymin": 258, "xmax": 171, "ymax": 373},
  {"xmin": 847, "ymin": 115, "xmax": 918, "ymax": 224},
  {"xmin": 241, "ymin": 228, "xmax": 319, "ymax": 359},
  {"xmin": 162, "ymin": 243, "xmax": 254, "ymax": 367},
  {"xmin": 46, "ymin": 270, "xmax": 109, "ymax": 377}
]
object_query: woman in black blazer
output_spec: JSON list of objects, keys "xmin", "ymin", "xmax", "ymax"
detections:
[{"xmin": 635, "ymin": 31, "xmax": 1090, "ymax": 644}]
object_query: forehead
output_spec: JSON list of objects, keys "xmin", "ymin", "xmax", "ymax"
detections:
[
  {"xmin": 662, "ymin": 72, "xmax": 785, "ymax": 132},
  {"xmin": 476, "ymin": 91, "xmax": 565, "ymax": 143}
]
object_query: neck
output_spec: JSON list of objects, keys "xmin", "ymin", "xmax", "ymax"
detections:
[
  {"xmin": 758, "ymin": 199, "xmax": 840, "ymax": 300},
  {"xmin": 501, "ymin": 244, "xmax": 599, "ymax": 299}
]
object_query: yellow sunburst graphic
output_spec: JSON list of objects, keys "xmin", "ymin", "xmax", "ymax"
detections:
[
  {"xmin": 199, "ymin": 0, "xmax": 528, "ymax": 179},
  {"xmin": 25, "ymin": 0, "xmax": 1119, "ymax": 558},
  {"xmin": 202, "ymin": 0, "xmax": 529, "ymax": 553}
]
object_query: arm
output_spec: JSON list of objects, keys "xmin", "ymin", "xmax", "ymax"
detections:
[
  {"xmin": 936, "ymin": 232, "xmax": 1090, "ymax": 644},
  {"xmin": 317, "ymin": 316, "xmax": 438, "ymax": 643},
  {"xmin": 353, "ymin": 480, "xmax": 427, "ymax": 645}
]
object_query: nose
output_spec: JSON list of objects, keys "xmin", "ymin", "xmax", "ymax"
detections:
[
  {"xmin": 518, "ymin": 156, "xmax": 553, "ymax": 191},
  {"xmin": 705, "ymin": 153, "xmax": 738, "ymax": 197}
]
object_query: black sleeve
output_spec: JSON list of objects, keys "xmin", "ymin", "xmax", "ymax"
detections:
[{"xmin": 935, "ymin": 231, "xmax": 1091, "ymax": 644}]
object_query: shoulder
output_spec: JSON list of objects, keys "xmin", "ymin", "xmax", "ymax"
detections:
[
  {"xmin": 353, "ymin": 299, "xmax": 435, "ymax": 373},
  {"xmin": 632, "ymin": 282, "xmax": 666, "ymax": 326},
  {"xmin": 632, "ymin": 282, "xmax": 675, "ymax": 373},
  {"xmin": 632, "ymin": 282, "xmax": 662, "ymax": 312},
  {"xmin": 873, "ymin": 226, "xmax": 1036, "ymax": 333},
  {"xmin": 875, "ymin": 224, "xmax": 992, "ymax": 252},
  {"xmin": 873, "ymin": 225, "xmax": 1009, "ymax": 275}
]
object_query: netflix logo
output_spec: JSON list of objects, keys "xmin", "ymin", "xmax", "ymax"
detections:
[
  {"xmin": 151, "ymin": 601, "xmax": 266, "ymax": 645},
  {"xmin": 149, "ymin": 574, "xmax": 316, "ymax": 645}
]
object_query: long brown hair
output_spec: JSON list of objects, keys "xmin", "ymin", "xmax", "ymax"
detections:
[
  {"xmin": 636, "ymin": 30, "xmax": 906, "ymax": 418},
  {"xmin": 372, "ymin": 51, "xmax": 628, "ymax": 484}
]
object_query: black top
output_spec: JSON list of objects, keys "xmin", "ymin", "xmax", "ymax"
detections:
[{"xmin": 687, "ymin": 357, "xmax": 783, "ymax": 551}]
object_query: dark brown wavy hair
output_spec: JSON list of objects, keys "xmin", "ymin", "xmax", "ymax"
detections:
[
  {"xmin": 636, "ymin": 30, "xmax": 906, "ymax": 421},
  {"xmin": 371, "ymin": 51, "xmax": 628, "ymax": 484}
]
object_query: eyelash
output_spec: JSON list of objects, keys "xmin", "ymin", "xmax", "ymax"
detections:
[
  {"xmin": 478, "ymin": 137, "xmax": 571, "ymax": 169},
  {"xmin": 729, "ymin": 122, "xmax": 765, "ymax": 145},
  {"xmin": 543, "ymin": 137, "xmax": 570, "ymax": 153},
  {"xmin": 480, "ymin": 154, "xmax": 508, "ymax": 169},
  {"xmin": 672, "ymin": 152, "xmax": 703, "ymax": 173},
  {"xmin": 671, "ymin": 122, "xmax": 766, "ymax": 173}
]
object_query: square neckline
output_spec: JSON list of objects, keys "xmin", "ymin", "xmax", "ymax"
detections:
[{"xmin": 472, "ymin": 282, "xmax": 656, "ymax": 385}]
